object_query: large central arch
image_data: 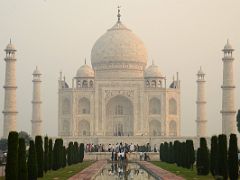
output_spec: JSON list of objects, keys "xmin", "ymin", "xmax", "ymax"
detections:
[{"xmin": 105, "ymin": 95, "xmax": 133, "ymax": 136}]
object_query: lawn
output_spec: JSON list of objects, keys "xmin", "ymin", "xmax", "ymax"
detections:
[
  {"xmin": 38, "ymin": 161, "xmax": 93, "ymax": 180},
  {"xmin": 0, "ymin": 161, "xmax": 93, "ymax": 180},
  {"xmin": 151, "ymin": 161, "xmax": 214, "ymax": 180}
]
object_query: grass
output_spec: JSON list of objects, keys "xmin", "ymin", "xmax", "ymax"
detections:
[
  {"xmin": 151, "ymin": 161, "xmax": 214, "ymax": 180},
  {"xmin": 0, "ymin": 161, "xmax": 93, "ymax": 180},
  {"xmin": 38, "ymin": 161, "xmax": 93, "ymax": 180}
]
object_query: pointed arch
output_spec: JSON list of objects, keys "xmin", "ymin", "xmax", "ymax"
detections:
[
  {"xmin": 149, "ymin": 120, "xmax": 161, "ymax": 136},
  {"xmin": 149, "ymin": 98, "xmax": 161, "ymax": 114},
  {"xmin": 62, "ymin": 98, "xmax": 70, "ymax": 114},
  {"xmin": 169, "ymin": 98, "xmax": 177, "ymax": 115},
  {"xmin": 169, "ymin": 120, "xmax": 177, "ymax": 136},
  {"xmin": 106, "ymin": 95, "xmax": 133, "ymax": 136},
  {"xmin": 78, "ymin": 120, "xmax": 90, "ymax": 136},
  {"xmin": 78, "ymin": 97, "xmax": 90, "ymax": 114},
  {"xmin": 62, "ymin": 120, "xmax": 70, "ymax": 135}
]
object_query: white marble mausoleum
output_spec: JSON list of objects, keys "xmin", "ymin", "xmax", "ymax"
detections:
[{"xmin": 58, "ymin": 12, "xmax": 181, "ymax": 140}]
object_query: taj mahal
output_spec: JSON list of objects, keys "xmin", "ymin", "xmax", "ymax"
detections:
[
  {"xmin": 58, "ymin": 11, "xmax": 180, "ymax": 140},
  {"xmin": 2, "ymin": 8, "xmax": 237, "ymax": 146}
]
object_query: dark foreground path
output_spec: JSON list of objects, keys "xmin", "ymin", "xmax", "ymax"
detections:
[
  {"xmin": 138, "ymin": 161, "xmax": 185, "ymax": 180},
  {"xmin": 68, "ymin": 160, "xmax": 107, "ymax": 180}
]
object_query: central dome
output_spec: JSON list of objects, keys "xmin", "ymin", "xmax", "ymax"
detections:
[{"xmin": 91, "ymin": 21, "xmax": 148, "ymax": 73}]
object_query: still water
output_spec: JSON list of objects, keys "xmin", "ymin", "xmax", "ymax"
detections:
[{"xmin": 94, "ymin": 162, "xmax": 156, "ymax": 180}]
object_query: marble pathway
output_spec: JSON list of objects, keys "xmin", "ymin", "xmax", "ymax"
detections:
[
  {"xmin": 68, "ymin": 160, "xmax": 107, "ymax": 180},
  {"xmin": 138, "ymin": 161, "xmax": 185, "ymax": 180}
]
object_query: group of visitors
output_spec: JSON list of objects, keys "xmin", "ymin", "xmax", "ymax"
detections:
[{"xmin": 85, "ymin": 142, "xmax": 158, "ymax": 153}]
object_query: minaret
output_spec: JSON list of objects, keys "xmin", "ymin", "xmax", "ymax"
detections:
[
  {"xmin": 221, "ymin": 40, "xmax": 237, "ymax": 136},
  {"xmin": 31, "ymin": 67, "xmax": 42, "ymax": 137},
  {"xmin": 196, "ymin": 67, "xmax": 207, "ymax": 137},
  {"xmin": 3, "ymin": 40, "xmax": 18, "ymax": 138}
]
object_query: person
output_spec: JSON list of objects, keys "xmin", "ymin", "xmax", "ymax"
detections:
[
  {"xmin": 139, "ymin": 151, "xmax": 143, "ymax": 161},
  {"xmin": 130, "ymin": 143, "xmax": 134, "ymax": 152},
  {"xmin": 154, "ymin": 144, "xmax": 157, "ymax": 152},
  {"xmin": 111, "ymin": 149, "xmax": 115, "ymax": 161},
  {"xmin": 144, "ymin": 152, "xmax": 150, "ymax": 161}
]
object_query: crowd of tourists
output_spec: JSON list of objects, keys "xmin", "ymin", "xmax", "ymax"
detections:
[{"xmin": 85, "ymin": 142, "xmax": 158, "ymax": 153}]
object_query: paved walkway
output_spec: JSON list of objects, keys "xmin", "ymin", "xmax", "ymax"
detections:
[
  {"xmin": 0, "ymin": 166, "xmax": 5, "ymax": 177},
  {"xmin": 138, "ymin": 161, "xmax": 185, "ymax": 180},
  {"xmin": 68, "ymin": 160, "xmax": 107, "ymax": 180}
]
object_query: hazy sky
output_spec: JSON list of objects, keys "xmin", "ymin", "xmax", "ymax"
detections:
[{"xmin": 0, "ymin": 0, "xmax": 240, "ymax": 137}]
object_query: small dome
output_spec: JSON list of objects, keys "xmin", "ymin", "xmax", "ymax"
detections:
[
  {"xmin": 33, "ymin": 66, "xmax": 41, "ymax": 75},
  {"xmin": 5, "ymin": 41, "xmax": 16, "ymax": 51},
  {"xmin": 76, "ymin": 64, "xmax": 94, "ymax": 78},
  {"xmin": 145, "ymin": 62, "xmax": 163, "ymax": 78},
  {"xmin": 223, "ymin": 39, "xmax": 234, "ymax": 51},
  {"xmin": 197, "ymin": 67, "xmax": 204, "ymax": 75}
]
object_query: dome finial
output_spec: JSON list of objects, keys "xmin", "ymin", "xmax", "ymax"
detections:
[
  {"xmin": 85, "ymin": 58, "xmax": 86, "ymax": 65},
  {"xmin": 117, "ymin": 6, "xmax": 121, "ymax": 22},
  {"xmin": 10, "ymin": 38, "xmax": 12, "ymax": 44}
]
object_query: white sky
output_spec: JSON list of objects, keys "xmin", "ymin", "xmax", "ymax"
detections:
[{"xmin": 0, "ymin": 0, "xmax": 240, "ymax": 137}]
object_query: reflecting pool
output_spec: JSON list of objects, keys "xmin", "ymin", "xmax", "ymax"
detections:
[{"xmin": 94, "ymin": 162, "xmax": 156, "ymax": 180}]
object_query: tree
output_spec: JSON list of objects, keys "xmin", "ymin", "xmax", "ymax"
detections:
[
  {"xmin": 59, "ymin": 139, "xmax": 64, "ymax": 167},
  {"xmin": 62, "ymin": 146, "xmax": 67, "ymax": 168},
  {"xmin": 18, "ymin": 131, "xmax": 31, "ymax": 146},
  {"xmin": 179, "ymin": 142, "xmax": 185, "ymax": 167},
  {"xmin": 53, "ymin": 138, "xmax": 64, "ymax": 170},
  {"xmin": 6, "ymin": 131, "xmax": 19, "ymax": 180},
  {"xmin": 27, "ymin": 140, "xmax": 38, "ymax": 180},
  {"xmin": 174, "ymin": 141, "xmax": 181, "ymax": 166},
  {"xmin": 67, "ymin": 142, "xmax": 74, "ymax": 165},
  {"xmin": 186, "ymin": 140, "xmax": 195, "ymax": 169},
  {"xmin": 228, "ymin": 134, "xmax": 238, "ymax": 180},
  {"xmin": 236, "ymin": 109, "xmax": 240, "ymax": 133},
  {"xmin": 159, "ymin": 143, "xmax": 163, "ymax": 161},
  {"xmin": 210, "ymin": 135, "xmax": 218, "ymax": 176},
  {"xmin": 196, "ymin": 147, "xmax": 201, "ymax": 174},
  {"xmin": 44, "ymin": 136, "xmax": 49, "ymax": 173},
  {"xmin": 182, "ymin": 142, "xmax": 187, "ymax": 168},
  {"xmin": 53, "ymin": 139, "xmax": 59, "ymax": 170},
  {"xmin": 196, "ymin": 137, "xmax": 209, "ymax": 175},
  {"xmin": 73, "ymin": 142, "xmax": 78, "ymax": 163},
  {"xmin": 35, "ymin": 136, "xmax": 44, "ymax": 177},
  {"xmin": 79, "ymin": 143, "xmax": 84, "ymax": 162},
  {"xmin": 18, "ymin": 138, "xmax": 28, "ymax": 180},
  {"xmin": 169, "ymin": 142, "xmax": 174, "ymax": 163},
  {"xmin": 48, "ymin": 139, "xmax": 53, "ymax": 170},
  {"xmin": 216, "ymin": 134, "xmax": 228, "ymax": 179},
  {"xmin": 0, "ymin": 138, "xmax": 8, "ymax": 151},
  {"xmin": 163, "ymin": 142, "xmax": 169, "ymax": 163}
]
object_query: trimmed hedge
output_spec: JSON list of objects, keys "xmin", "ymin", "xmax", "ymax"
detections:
[
  {"xmin": 196, "ymin": 137, "xmax": 209, "ymax": 175},
  {"xmin": 228, "ymin": 134, "xmax": 238, "ymax": 180},
  {"xmin": 18, "ymin": 138, "xmax": 28, "ymax": 180},
  {"xmin": 79, "ymin": 143, "xmax": 84, "ymax": 163},
  {"xmin": 210, "ymin": 135, "xmax": 217, "ymax": 176},
  {"xmin": 48, "ymin": 139, "xmax": 53, "ymax": 170},
  {"xmin": 44, "ymin": 136, "xmax": 49, "ymax": 173},
  {"xmin": 35, "ymin": 136, "xmax": 44, "ymax": 177},
  {"xmin": 217, "ymin": 134, "xmax": 228, "ymax": 179},
  {"xmin": 27, "ymin": 140, "xmax": 38, "ymax": 180},
  {"xmin": 6, "ymin": 131, "xmax": 19, "ymax": 180}
]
